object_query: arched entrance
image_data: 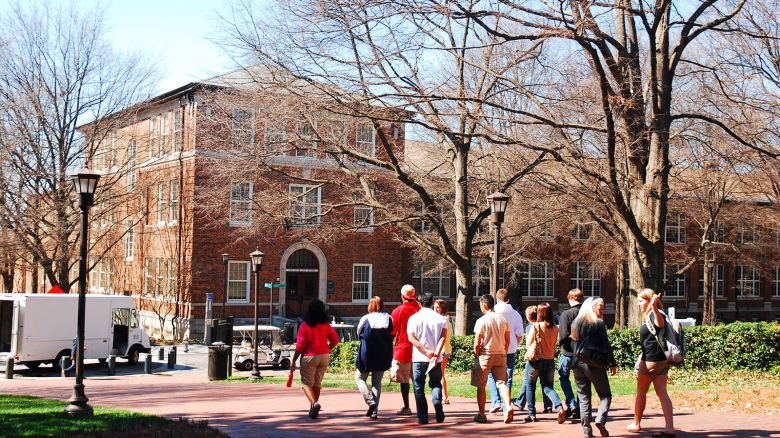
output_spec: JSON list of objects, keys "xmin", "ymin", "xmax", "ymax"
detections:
[{"xmin": 284, "ymin": 249, "xmax": 320, "ymax": 317}]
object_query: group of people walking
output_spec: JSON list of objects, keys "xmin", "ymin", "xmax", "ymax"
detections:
[{"xmin": 289, "ymin": 285, "xmax": 676, "ymax": 437}]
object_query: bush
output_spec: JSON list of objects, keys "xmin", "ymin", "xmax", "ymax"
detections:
[{"xmin": 328, "ymin": 322, "xmax": 780, "ymax": 372}]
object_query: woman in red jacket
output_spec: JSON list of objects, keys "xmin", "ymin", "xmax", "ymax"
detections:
[{"xmin": 291, "ymin": 299, "xmax": 339, "ymax": 419}]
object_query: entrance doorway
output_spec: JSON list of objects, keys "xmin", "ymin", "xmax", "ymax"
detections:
[{"xmin": 285, "ymin": 250, "xmax": 319, "ymax": 317}]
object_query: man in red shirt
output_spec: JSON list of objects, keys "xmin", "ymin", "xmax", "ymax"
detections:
[{"xmin": 390, "ymin": 284, "xmax": 421, "ymax": 415}]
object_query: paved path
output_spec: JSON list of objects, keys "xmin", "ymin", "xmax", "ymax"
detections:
[{"xmin": 1, "ymin": 371, "xmax": 779, "ymax": 437}]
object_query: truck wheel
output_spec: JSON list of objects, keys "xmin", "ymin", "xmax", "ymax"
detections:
[
  {"xmin": 242, "ymin": 360, "xmax": 254, "ymax": 371},
  {"xmin": 126, "ymin": 345, "xmax": 141, "ymax": 365},
  {"xmin": 280, "ymin": 358, "xmax": 291, "ymax": 369},
  {"xmin": 52, "ymin": 349, "xmax": 71, "ymax": 372},
  {"xmin": 24, "ymin": 361, "xmax": 42, "ymax": 370}
]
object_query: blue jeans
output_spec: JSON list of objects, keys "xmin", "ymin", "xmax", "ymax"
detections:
[
  {"xmin": 412, "ymin": 361, "xmax": 443, "ymax": 422},
  {"xmin": 514, "ymin": 361, "xmax": 552, "ymax": 410},
  {"xmin": 488, "ymin": 353, "xmax": 516, "ymax": 407},
  {"xmin": 558, "ymin": 354, "xmax": 578, "ymax": 411},
  {"xmin": 527, "ymin": 359, "xmax": 562, "ymax": 416}
]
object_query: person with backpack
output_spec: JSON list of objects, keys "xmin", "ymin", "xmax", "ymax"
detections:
[
  {"xmin": 571, "ymin": 297, "xmax": 617, "ymax": 437},
  {"xmin": 355, "ymin": 296, "xmax": 394, "ymax": 420},
  {"xmin": 628, "ymin": 289, "xmax": 676, "ymax": 437}
]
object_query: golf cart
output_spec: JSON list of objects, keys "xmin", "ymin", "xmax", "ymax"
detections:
[
  {"xmin": 232, "ymin": 325, "xmax": 293, "ymax": 371},
  {"xmin": 331, "ymin": 322, "xmax": 358, "ymax": 342}
]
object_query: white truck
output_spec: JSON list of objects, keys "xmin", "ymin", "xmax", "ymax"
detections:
[{"xmin": 0, "ymin": 293, "xmax": 151, "ymax": 370}]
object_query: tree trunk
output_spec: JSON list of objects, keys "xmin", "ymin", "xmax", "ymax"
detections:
[
  {"xmin": 614, "ymin": 260, "xmax": 626, "ymax": 328},
  {"xmin": 454, "ymin": 265, "xmax": 474, "ymax": 336},
  {"xmin": 31, "ymin": 256, "xmax": 39, "ymax": 294},
  {"xmin": 626, "ymin": 232, "xmax": 664, "ymax": 326}
]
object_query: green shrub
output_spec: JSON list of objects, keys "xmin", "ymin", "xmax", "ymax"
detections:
[{"xmin": 328, "ymin": 322, "xmax": 780, "ymax": 372}]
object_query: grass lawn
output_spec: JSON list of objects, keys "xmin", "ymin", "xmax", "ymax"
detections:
[{"xmin": 0, "ymin": 395, "xmax": 226, "ymax": 438}]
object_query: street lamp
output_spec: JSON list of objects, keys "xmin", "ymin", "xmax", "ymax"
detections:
[
  {"xmin": 250, "ymin": 249, "xmax": 265, "ymax": 381},
  {"xmin": 487, "ymin": 191, "xmax": 510, "ymax": 296},
  {"xmin": 64, "ymin": 168, "xmax": 100, "ymax": 418},
  {"xmin": 221, "ymin": 253, "xmax": 229, "ymax": 318}
]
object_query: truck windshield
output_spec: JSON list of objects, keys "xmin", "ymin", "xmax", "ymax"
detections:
[{"xmin": 113, "ymin": 309, "xmax": 130, "ymax": 326}]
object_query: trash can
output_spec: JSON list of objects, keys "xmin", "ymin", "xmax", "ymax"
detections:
[{"xmin": 208, "ymin": 343, "xmax": 229, "ymax": 381}]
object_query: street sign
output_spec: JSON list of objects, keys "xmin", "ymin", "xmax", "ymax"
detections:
[{"xmin": 265, "ymin": 283, "xmax": 286, "ymax": 288}]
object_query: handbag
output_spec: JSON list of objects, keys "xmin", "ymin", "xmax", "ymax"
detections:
[
  {"xmin": 524, "ymin": 323, "xmax": 544, "ymax": 362},
  {"xmin": 575, "ymin": 334, "xmax": 609, "ymax": 368}
]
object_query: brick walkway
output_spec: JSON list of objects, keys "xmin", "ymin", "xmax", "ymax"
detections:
[{"xmin": 1, "ymin": 372, "xmax": 779, "ymax": 437}]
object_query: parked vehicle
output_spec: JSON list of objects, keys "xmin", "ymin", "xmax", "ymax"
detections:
[
  {"xmin": 331, "ymin": 322, "xmax": 357, "ymax": 342},
  {"xmin": 0, "ymin": 293, "xmax": 151, "ymax": 370},
  {"xmin": 232, "ymin": 325, "xmax": 293, "ymax": 371}
]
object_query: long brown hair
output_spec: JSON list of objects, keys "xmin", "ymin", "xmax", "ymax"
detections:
[
  {"xmin": 367, "ymin": 296, "xmax": 384, "ymax": 313},
  {"xmin": 536, "ymin": 302, "xmax": 554, "ymax": 328}
]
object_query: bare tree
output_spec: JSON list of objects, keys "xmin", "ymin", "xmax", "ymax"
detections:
[{"xmin": 0, "ymin": 1, "xmax": 156, "ymax": 292}]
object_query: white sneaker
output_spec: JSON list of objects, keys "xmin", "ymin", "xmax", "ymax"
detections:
[{"xmin": 489, "ymin": 404, "xmax": 502, "ymax": 414}]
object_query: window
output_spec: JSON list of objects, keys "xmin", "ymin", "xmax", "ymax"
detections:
[
  {"xmin": 227, "ymin": 261, "xmax": 250, "ymax": 302},
  {"xmin": 353, "ymin": 198, "xmax": 374, "ymax": 230},
  {"xmin": 773, "ymin": 267, "xmax": 780, "ymax": 297},
  {"xmin": 352, "ymin": 264, "xmax": 372, "ymax": 302},
  {"xmin": 572, "ymin": 223, "xmax": 593, "ymax": 241},
  {"xmin": 288, "ymin": 184, "xmax": 321, "ymax": 226},
  {"xmin": 736, "ymin": 265, "xmax": 761, "ymax": 297},
  {"xmin": 773, "ymin": 230, "xmax": 780, "ymax": 247},
  {"xmin": 96, "ymin": 258, "xmax": 111, "ymax": 292},
  {"xmin": 169, "ymin": 180, "xmax": 179, "ymax": 222},
  {"xmin": 264, "ymin": 119, "xmax": 287, "ymax": 155},
  {"xmin": 109, "ymin": 131, "xmax": 117, "ymax": 168},
  {"xmin": 144, "ymin": 258, "xmax": 153, "ymax": 295},
  {"xmin": 125, "ymin": 221, "xmax": 135, "ymax": 260},
  {"xmin": 167, "ymin": 259, "xmax": 177, "ymax": 295},
  {"xmin": 232, "ymin": 109, "xmax": 254, "ymax": 149},
  {"xmin": 413, "ymin": 260, "xmax": 452, "ymax": 297},
  {"xmin": 155, "ymin": 258, "xmax": 165, "ymax": 295},
  {"xmin": 295, "ymin": 120, "xmax": 317, "ymax": 157},
  {"xmin": 519, "ymin": 261, "xmax": 555, "ymax": 297},
  {"xmin": 160, "ymin": 112, "xmax": 169, "ymax": 155},
  {"xmin": 157, "ymin": 182, "xmax": 167, "ymax": 224},
  {"xmin": 698, "ymin": 264, "xmax": 725, "ymax": 298},
  {"xmin": 571, "ymin": 262, "xmax": 601, "ymax": 296},
  {"xmin": 707, "ymin": 222, "xmax": 726, "ymax": 243},
  {"xmin": 737, "ymin": 225, "xmax": 758, "ymax": 245},
  {"xmin": 355, "ymin": 122, "xmax": 375, "ymax": 157},
  {"xmin": 149, "ymin": 116, "xmax": 158, "ymax": 158},
  {"xmin": 663, "ymin": 264, "xmax": 687, "ymax": 297},
  {"xmin": 472, "ymin": 258, "xmax": 504, "ymax": 297},
  {"xmin": 127, "ymin": 140, "xmax": 137, "ymax": 190},
  {"xmin": 229, "ymin": 182, "xmax": 253, "ymax": 224},
  {"xmin": 173, "ymin": 109, "xmax": 183, "ymax": 153},
  {"xmin": 665, "ymin": 212, "xmax": 687, "ymax": 244},
  {"xmin": 325, "ymin": 120, "xmax": 347, "ymax": 158}
]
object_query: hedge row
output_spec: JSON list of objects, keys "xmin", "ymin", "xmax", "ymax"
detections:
[{"xmin": 329, "ymin": 322, "xmax": 780, "ymax": 373}]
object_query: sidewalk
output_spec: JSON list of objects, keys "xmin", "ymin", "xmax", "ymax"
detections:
[{"xmin": 1, "ymin": 371, "xmax": 779, "ymax": 437}]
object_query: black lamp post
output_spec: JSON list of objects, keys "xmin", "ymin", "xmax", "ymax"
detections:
[
  {"xmin": 221, "ymin": 253, "xmax": 229, "ymax": 318},
  {"xmin": 250, "ymin": 249, "xmax": 264, "ymax": 381},
  {"xmin": 64, "ymin": 168, "xmax": 100, "ymax": 418},
  {"xmin": 487, "ymin": 192, "xmax": 510, "ymax": 297}
]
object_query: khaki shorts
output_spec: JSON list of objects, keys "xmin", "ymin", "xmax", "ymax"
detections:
[
  {"xmin": 389, "ymin": 359, "xmax": 412, "ymax": 384},
  {"xmin": 637, "ymin": 359, "xmax": 670, "ymax": 377},
  {"xmin": 471, "ymin": 354, "xmax": 507, "ymax": 387},
  {"xmin": 300, "ymin": 354, "xmax": 330, "ymax": 388}
]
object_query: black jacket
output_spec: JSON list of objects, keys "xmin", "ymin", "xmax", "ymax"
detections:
[
  {"xmin": 558, "ymin": 303, "xmax": 581, "ymax": 356},
  {"xmin": 571, "ymin": 320, "xmax": 617, "ymax": 368}
]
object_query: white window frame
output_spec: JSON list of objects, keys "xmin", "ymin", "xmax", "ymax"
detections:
[
  {"xmin": 572, "ymin": 223, "xmax": 593, "ymax": 241},
  {"xmin": 571, "ymin": 261, "xmax": 601, "ymax": 296},
  {"xmin": 229, "ymin": 182, "xmax": 253, "ymax": 225},
  {"xmin": 232, "ymin": 109, "xmax": 255, "ymax": 149},
  {"xmin": 149, "ymin": 116, "xmax": 158, "ymax": 157},
  {"xmin": 169, "ymin": 180, "xmax": 179, "ymax": 224},
  {"xmin": 737, "ymin": 225, "xmax": 758, "ymax": 245},
  {"xmin": 167, "ymin": 259, "xmax": 177, "ymax": 296},
  {"xmin": 413, "ymin": 260, "xmax": 452, "ymax": 298},
  {"xmin": 295, "ymin": 120, "xmax": 318, "ymax": 158},
  {"xmin": 472, "ymin": 258, "xmax": 504, "ymax": 299},
  {"xmin": 352, "ymin": 263, "xmax": 372, "ymax": 302},
  {"xmin": 157, "ymin": 182, "xmax": 167, "ymax": 224},
  {"xmin": 736, "ymin": 265, "xmax": 761, "ymax": 297},
  {"xmin": 109, "ymin": 131, "xmax": 117, "ymax": 169},
  {"xmin": 520, "ymin": 261, "xmax": 555, "ymax": 297},
  {"xmin": 127, "ymin": 140, "xmax": 137, "ymax": 191},
  {"xmin": 773, "ymin": 267, "xmax": 780, "ymax": 297},
  {"xmin": 144, "ymin": 258, "xmax": 153, "ymax": 295},
  {"xmin": 698, "ymin": 264, "xmax": 725, "ymax": 298},
  {"xmin": 125, "ymin": 221, "xmax": 135, "ymax": 260},
  {"xmin": 160, "ymin": 111, "xmax": 170, "ymax": 155},
  {"xmin": 173, "ymin": 109, "xmax": 183, "ymax": 153},
  {"xmin": 227, "ymin": 261, "xmax": 251, "ymax": 303},
  {"xmin": 325, "ymin": 120, "xmax": 347, "ymax": 158},
  {"xmin": 155, "ymin": 258, "xmax": 165, "ymax": 296},
  {"xmin": 353, "ymin": 200, "xmax": 374, "ymax": 231},
  {"xmin": 264, "ymin": 119, "xmax": 287, "ymax": 155},
  {"xmin": 663, "ymin": 263, "xmax": 687, "ymax": 297},
  {"xmin": 355, "ymin": 122, "xmax": 376, "ymax": 157},
  {"xmin": 665, "ymin": 212, "xmax": 687, "ymax": 244},
  {"xmin": 288, "ymin": 184, "xmax": 322, "ymax": 226}
]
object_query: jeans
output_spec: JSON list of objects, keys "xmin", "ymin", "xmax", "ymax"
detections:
[
  {"xmin": 488, "ymin": 353, "xmax": 516, "ymax": 408},
  {"xmin": 514, "ymin": 361, "xmax": 552, "ymax": 410},
  {"xmin": 572, "ymin": 362, "xmax": 612, "ymax": 436},
  {"xmin": 355, "ymin": 369, "xmax": 384, "ymax": 409},
  {"xmin": 527, "ymin": 358, "xmax": 562, "ymax": 416},
  {"xmin": 558, "ymin": 354, "xmax": 578, "ymax": 411},
  {"xmin": 412, "ymin": 361, "xmax": 443, "ymax": 422}
]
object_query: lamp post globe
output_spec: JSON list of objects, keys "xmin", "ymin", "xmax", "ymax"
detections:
[
  {"xmin": 64, "ymin": 168, "xmax": 100, "ymax": 417},
  {"xmin": 250, "ymin": 250, "xmax": 264, "ymax": 381},
  {"xmin": 486, "ymin": 191, "xmax": 510, "ymax": 296}
]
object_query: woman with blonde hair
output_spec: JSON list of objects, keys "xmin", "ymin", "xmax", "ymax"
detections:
[
  {"xmin": 355, "ymin": 296, "xmax": 393, "ymax": 420},
  {"xmin": 627, "ymin": 289, "xmax": 675, "ymax": 437},
  {"xmin": 571, "ymin": 297, "xmax": 616, "ymax": 437}
]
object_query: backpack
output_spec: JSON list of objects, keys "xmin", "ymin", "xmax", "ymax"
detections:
[
  {"xmin": 645, "ymin": 312, "xmax": 686, "ymax": 365},
  {"xmin": 574, "ymin": 324, "xmax": 610, "ymax": 368}
]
